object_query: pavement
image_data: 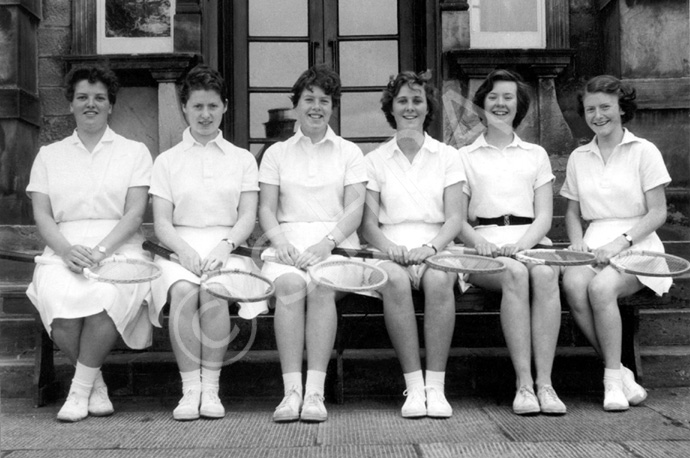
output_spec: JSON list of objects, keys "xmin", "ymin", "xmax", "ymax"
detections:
[{"xmin": 2, "ymin": 388, "xmax": 690, "ymax": 457}]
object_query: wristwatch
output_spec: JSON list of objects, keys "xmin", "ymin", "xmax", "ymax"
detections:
[
  {"xmin": 422, "ymin": 243, "xmax": 437, "ymax": 254},
  {"xmin": 96, "ymin": 245, "xmax": 107, "ymax": 255},
  {"xmin": 325, "ymin": 234, "xmax": 337, "ymax": 247},
  {"xmin": 221, "ymin": 239, "xmax": 236, "ymax": 250},
  {"xmin": 622, "ymin": 233, "xmax": 633, "ymax": 247}
]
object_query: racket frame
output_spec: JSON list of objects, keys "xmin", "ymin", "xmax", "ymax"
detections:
[
  {"xmin": 306, "ymin": 258, "xmax": 389, "ymax": 292},
  {"xmin": 610, "ymin": 250, "xmax": 690, "ymax": 278},
  {"xmin": 514, "ymin": 249, "xmax": 598, "ymax": 267},
  {"xmin": 423, "ymin": 253, "xmax": 506, "ymax": 274},
  {"xmin": 83, "ymin": 257, "xmax": 162, "ymax": 283}
]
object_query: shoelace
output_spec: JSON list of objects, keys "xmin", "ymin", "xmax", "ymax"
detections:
[
  {"xmin": 276, "ymin": 388, "xmax": 301, "ymax": 410},
  {"xmin": 178, "ymin": 389, "xmax": 199, "ymax": 406},
  {"xmin": 303, "ymin": 392, "xmax": 325, "ymax": 407},
  {"xmin": 539, "ymin": 386, "xmax": 559, "ymax": 403},
  {"xmin": 403, "ymin": 387, "xmax": 426, "ymax": 400},
  {"xmin": 202, "ymin": 391, "xmax": 221, "ymax": 403},
  {"xmin": 517, "ymin": 386, "xmax": 536, "ymax": 399}
]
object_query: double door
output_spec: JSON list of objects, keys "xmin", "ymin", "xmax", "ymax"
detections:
[{"xmin": 222, "ymin": 0, "xmax": 436, "ymax": 155}]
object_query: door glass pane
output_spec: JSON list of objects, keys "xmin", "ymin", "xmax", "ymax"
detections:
[
  {"xmin": 339, "ymin": 41, "xmax": 398, "ymax": 87},
  {"xmin": 479, "ymin": 0, "xmax": 538, "ymax": 32},
  {"xmin": 340, "ymin": 93, "xmax": 394, "ymax": 138},
  {"xmin": 249, "ymin": 43, "xmax": 308, "ymax": 87},
  {"xmin": 249, "ymin": 0, "xmax": 308, "ymax": 36},
  {"xmin": 339, "ymin": 0, "xmax": 398, "ymax": 36},
  {"xmin": 249, "ymin": 93, "xmax": 295, "ymax": 139}
]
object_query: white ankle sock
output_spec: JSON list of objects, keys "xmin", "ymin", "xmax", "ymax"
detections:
[
  {"xmin": 180, "ymin": 369, "xmax": 201, "ymax": 392},
  {"xmin": 282, "ymin": 372, "xmax": 303, "ymax": 397},
  {"xmin": 425, "ymin": 370, "xmax": 445, "ymax": 392},
  {"xmin": 93, "ymin": 370, "xmax": 107, "ymax": 390},
  {"xmin": 403, "ymin": 370, "xmax": 424, "ymax": 391},
  {"xmin": 604, "ymin": 368, "xmax": 623, "ymax": 388},
  {"xmin": 305, "ymin": 370, "xmax": 326, "ymax": 396},
  {"xmin": 201, "ymin": 367, "xmax": 221, "ymax": 394},
  {"xmin": 71, "ymin": 362, "xmax": 100, "ymax": 397}
]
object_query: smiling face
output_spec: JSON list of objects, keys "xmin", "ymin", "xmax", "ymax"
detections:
[
  {"xmin": 294, "ymin": 86, "xmax": 333, "ymax": 141},
  {"xmin": 483, "ymin": 80, "xmax": 518, "ymax": 129},
  {"xmin": 70, "ymin": 80, "xmax": 112, "ymax": 135},
  {"xmin": 582, "ymin": 91, "xmax": 624, "ymax": 140},
  {"xmin": 392, "ymin": 83, "xmax": 429, "ymax": 134},
  {"xmin": 182, "ymin": 89, "xmax": 227, "ymax": 145}
]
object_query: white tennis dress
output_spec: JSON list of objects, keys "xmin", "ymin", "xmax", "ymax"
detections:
[
  {"xmin": 25, "ymin": 128, "xmax": 154, "ymax": 349},
  {"xmin": 149, "ymin": 128, "xmax": 266, "ymax": 321},
  {"xmin": 257, "ymin": 127, "xmax": 367, "ymax": 282},
  {"xmin": 560, "ymin": 129, "xmax": 672, "ymax": 295}
]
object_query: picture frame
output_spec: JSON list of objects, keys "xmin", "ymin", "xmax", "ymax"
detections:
[{"xmin": 97, "ymin": 0, "xmax": 175, "ymax": 54}]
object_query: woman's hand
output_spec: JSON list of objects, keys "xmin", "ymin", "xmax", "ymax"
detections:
[
  {"xmin": 386, "ymin": 245, "xmax": 410, "ymax": 265},
  {"xmin": 274, "ymin": 243, "xmax": 299, "ymax": 266},
  {"xmin": 177, "ymin": 247, "xmax": 203, "ymax": 276},
  {"xmin": 407, "ymin": 245, "xmax": 436, "ymax": 265},
  {"xmin": 474, "ymin": 242, "xmax": 499, "ymax": 258},
  {"xmin": 568, "ymin": 241, "xmax": 590, "ymax": 252},
  {"xmin": 499, "ymin": 243, "xmax": 523, "ymax": 258},
  {"xmin": 61, "ymin": 245, "xmax": 96, "ymax": 273},
  {"xmin": 593, "ymin": 237, "xmax": 628, "ymax": 265},
  {"xmin": 201, "ymin": 242, "xmax": 232, "ymax": 272},
  {"xmin": 294, "ymin": 239, "xmax": 332, "ymax": 270}
]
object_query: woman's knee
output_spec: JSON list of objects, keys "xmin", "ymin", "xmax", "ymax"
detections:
[
  {"xmin": 587, "ymin": 276, "xmax": 617, "ymax": 309},
  {"xmin": 274, "ymin": 274, "xmax": 307, "ymax": 309},
  {"xmin": 500, "ymin": 259, "xmax": 529, "ymax": 289}
]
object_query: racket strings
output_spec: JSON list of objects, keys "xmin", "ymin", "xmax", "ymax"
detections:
[
  {"xmin": 426, "ymin": 254, "xmax": 505, "ymax": 274},
  {"xmin": 203, "ymin": 270, "xmax": 274, "ymax": 302},
  {"xmin": 613, "ymin": 252, "xmax": 689, "ymax": 276},
  {"xmin": 309, "ymin": 260, "xmax": 388, "ymax": 292},
  {"xmin": 91, "ymin": 260, "xmax": 161, "ymax": 283}
]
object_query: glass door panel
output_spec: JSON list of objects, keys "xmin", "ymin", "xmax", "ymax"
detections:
[
  {"xmin": 339, "ymin": 41, "xmax": 398, "ymax": 87},
  {"xmin": 340, "ymin": 92, "xmax": 394, "ymax": 138},
  {"xmin": 249, "ymin": 0, "xmax": 309, "ymax": 36},
  {"xmin": 338, "ymin": 0, "xmax": 398, "ymax": 36},
  {"xmin": 249, "ymin": 43, "xmax": 308, "ymax": 87}
]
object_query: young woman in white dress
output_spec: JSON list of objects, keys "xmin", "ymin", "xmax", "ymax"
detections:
[
  {"xmin": 26, "ymin": 65, "xmax": 153, "ymax": 422},
  {"xmin": 560, "ymin": 75, "xmax": 671, "ymax": 411},
  {"xmin": 259, "ymin": 65, "xmax": 367, "ymax": 423},
  {"xmin": 458, "ymin": 69, "xmax": 566, "ymax": 415},
  {"xmin": 361, "ymin": 71, "xmax": 464, "ymax": 419},
  {"xmin": 150, "ymin": 65, "xmax": 263, "ymax": 421}
]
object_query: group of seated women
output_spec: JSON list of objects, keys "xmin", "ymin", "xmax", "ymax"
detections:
[{"xmin": 25, "ymin": 62, "xmax": 671, "ymax": 423}]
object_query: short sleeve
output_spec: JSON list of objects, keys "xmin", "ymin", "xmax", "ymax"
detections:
[
  {"xmin": 559, "ymin": 153, "xmax": 579, "ymax": 201},
  {"xmin": 258, "ymin": 144, "xmax": 281, "ymax": 186},
  {"xmin": 364, "ymin": 153, "xmax": 381, "ymax": 192},
  {"xmin": 241, "ymin": 154, "xmax": 260, "ymax": 192},
  {"xmin": 26, "ymin": 148, "xmax": 49, "ymax": 196},
  {"xmin": 534, "ymin": 147, "xmax": 555, "ymax": 189},
  {"xmin": 639, "ymin": 142, "xmax": 671, "ymax": 192},
  {"xmin": 443, "ymin": 145, "xmax": 466, "ymax": 188},
  {"xmin": 128, "ymin": 143, "xmax": 153, "ymax": 188},
  {"xmin": 457, "ymin": 148, "xmax": 472, "ymax": 196},
  {"xmin": 343, "ymin": 142, "xmax": 367, "ymax": 186},
  {"xmin": 149, "ymin": 154, "xmax": 173, "ymax": 202}
]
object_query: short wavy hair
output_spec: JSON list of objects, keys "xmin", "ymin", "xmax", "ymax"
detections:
[
  {"xmin": 380, "ymin": 71, "xmax": 439, "ymax": 131},
  {"xmin": 472, "ymin": 69, "xmax": 531, "ymax": 129},
  {"xmin": 577, "ymin": 75, "xmax": 637, "ymax": 124},
  {"xmin": 290, "ymin": 65, "xmax": 342, "ymax": 108},
  {"xmin": 64, "ymin": 65, "xmax": 120, "ymax": 105},
  {"xmin": 180, "ymin": 65, "xmax": 227, "ymax": 105}
]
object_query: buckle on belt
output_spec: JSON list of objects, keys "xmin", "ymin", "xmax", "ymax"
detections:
[{"xmin": 504, "ymin": 215, "xmax": 510, "ymax": 226}]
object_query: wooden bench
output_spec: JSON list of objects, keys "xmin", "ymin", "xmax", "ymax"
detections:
[{"xmin": 0, "ymin": 224, "xmax": 681, "ymax": 406}]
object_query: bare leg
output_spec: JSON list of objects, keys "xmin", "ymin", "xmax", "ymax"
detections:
[
  {"xmin": 378, "ymin": 263, "xmax": 421, "ymax": 373},
  {"xmin": 273, "ymin": 274, "xmax": 307, "ymax": 374},
  {"xmin": 305, "ymin": 283, "xmax": 338, "ymax": 372},
  {"xmin": 78, "ymin": 311, "xmax": 119, "ymax": 367},
  {"xmin": 199, "ymin": 289, "xmax": 231, "ymax": 370},
  {"xmin": 529, "ymin": 264, "xmax": 561, "ymax": 388},
  {"xmin": 562, "ymin": 266, "xmax": 602, "ymax": 354},
  {"xmin": 168, "ymin": 281, "xmax": 202, "ymax": 372},
  {"xmin": 421, "ymin": 268, "xmax": 457, "ymax": 372},
  {"xmin": 51, "ymin": 318, "xmax": 84, "ymax": 365}
]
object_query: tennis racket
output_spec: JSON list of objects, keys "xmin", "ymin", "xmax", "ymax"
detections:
[
  {"xmin": 610, "ymin": 251, "xmax": 690, "ymax": 278},
  {"xmin": 235, "ymin": 245, "xmax": 505, "ymax": 276},
  {"xmin": 446, "ymin": 246, "xmax": 598, "ymax": 267},
  {"xmin": 0, "ymin": 249, "xmax": 42, "ymax": 262},
  {"xmin": 34, "ymin": 255, "xmax": 161, "ymax": 284},
  {"xmin": 142, "ymin": 240, "xmax": 274, "ymax": 302}
]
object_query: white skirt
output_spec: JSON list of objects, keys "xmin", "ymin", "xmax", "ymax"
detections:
[
  {"xmin": 149, "ymin": 226, "xmax": 267, "ymax": 325},
  {"xmin": 26, "ymin": 220, "xmax": 153, "ymax": 349},
  {"xmin": 584, "ymin": 217, "xmax": 671, "ymax": 296},
  {"xmin": 473, "ymin": 224, "xmax": 552, "ymax": 247}
]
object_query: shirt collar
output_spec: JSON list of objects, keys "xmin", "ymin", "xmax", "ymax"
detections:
[
  {"xmin": 293, "ymin": 125, "xmax": 337, "ymax": 147},
  {"xmin": 181, "ymin": 127, "xmax": 226, "ymax": 153},
  {"xmin": 385, "ymin": 132, "xmax": 437, "ymax": 159},
  {"xmin": 69, "ymin": 126, "xmax": 115, "ymax": 149},
  {"xmin": 465, "ymin": 132, "xmax": 532, "ymax": 153},
  {"xmin": 578, "ymin": 128, "xmax": 641, "ymax": 155}
]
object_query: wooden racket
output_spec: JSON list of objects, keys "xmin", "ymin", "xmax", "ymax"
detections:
[
  {"xmin": 446, "ymin": 246, "xmax": 598, "ymax": 267},
  {"xmin": 610, "ymin": 251, "xmax": 690, "ymax": 278},
  {"xmin": 0, "ymin": 249, "xmax": 42, "ymax": 263},
  {"xmin": 142, "ymin": 240, "xmax": 274, "ymax": 302},
  {"xmin": 34, "ymin": 255, "xmax": 161, "ymax": 284}
]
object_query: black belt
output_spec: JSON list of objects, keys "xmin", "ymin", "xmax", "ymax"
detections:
[{"xmin": 476, "ymin": 215, "xmax": 533, "ymax": 226}]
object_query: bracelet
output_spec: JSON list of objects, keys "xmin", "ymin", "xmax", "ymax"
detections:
[
  {"xmin": 622, "ymin": 233, "xmax": 633, "ymax": 247},
  {"xmin": 325, "ymin": 234, "xmax": 337, "ymax": 248},
  {"xmin": 422, "ymin": 243, "xmax": 437, "ymax": 254},
  {"xmin": 221, "ymin": 238, "xmax": 236, "ymax": 250}
]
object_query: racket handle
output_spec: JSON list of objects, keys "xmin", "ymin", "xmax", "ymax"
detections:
[{"xmin": 142, "ymin": 240, "xmax": 179, "ymax": 263}]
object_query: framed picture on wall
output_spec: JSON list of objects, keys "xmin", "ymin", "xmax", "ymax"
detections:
[{"xmin": 97, "ymin": 0, "xmax": 175, "ymax": 54}]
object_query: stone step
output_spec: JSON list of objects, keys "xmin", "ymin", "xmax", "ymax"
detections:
[{"xmin": 2, "ymin": 345, "xmax": 690, "ymax": 402}]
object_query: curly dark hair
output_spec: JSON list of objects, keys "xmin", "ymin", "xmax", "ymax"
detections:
[
  {"xmin": 180, "ymin": 65, "xmax": 227, "ymax": 105},
  {"xmin": 64, "ymin": 65, "xmax": 120, "ymax": 105},
  {"xmin": 290, "ymin": 65, "xmax": 341, "ymax": 108},
  {"xmin": 472, "ymin": 69, "xmax": 531, "ymax": 129},
  {"xmin": 380, "ymin": 71, "xmax": 439, "ymax": 131},
  {"xmin": 577, "ymin": 75, "xmax": 637, "ymax": 124}
]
